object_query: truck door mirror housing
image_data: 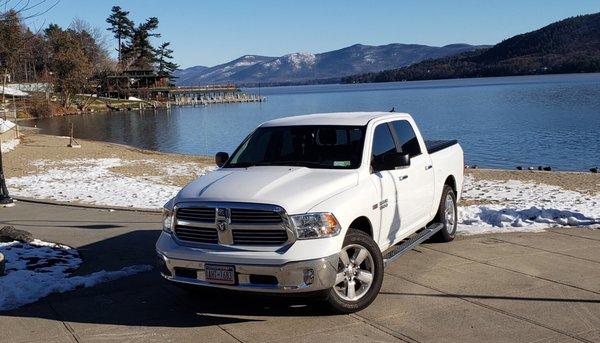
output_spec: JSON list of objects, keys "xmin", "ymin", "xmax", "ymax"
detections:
[
  {"xmin": 215, "ymin": 152, "xmax": 229, "ymax": 167},
  {"xmin": 381, "ymin": 152, "xmax": 410, "ymax": 170}
]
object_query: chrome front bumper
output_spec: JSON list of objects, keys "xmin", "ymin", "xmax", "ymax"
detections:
[{"xmin": 157, "ymin": 251, "xmax": 339, "ymax": 293}]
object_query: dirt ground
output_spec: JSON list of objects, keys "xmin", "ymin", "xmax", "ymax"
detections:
[
  {"xmin": 3, "ymin": 129, "xmax": 214, "ymax": 187},
  {"xmin": 466, "ymin": 168, "xmax": 600, "ymax": 195}
]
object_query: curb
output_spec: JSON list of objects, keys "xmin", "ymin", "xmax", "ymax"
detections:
[
  {"xmin": 11, "ymin": 196, "xmax": 161, "ymax": 214},
  {"xmin": 0, "ymin": 253, "xmax": 4, "ymax": 276}
]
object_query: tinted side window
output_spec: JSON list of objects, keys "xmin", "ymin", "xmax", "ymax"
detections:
[
  {"xmin": 371, "ymin": 124, "xmax": 396, "ymax": 171},
  {"xmin": 391, "ymin": 120, "xmax": 421, "ymax": 157}
]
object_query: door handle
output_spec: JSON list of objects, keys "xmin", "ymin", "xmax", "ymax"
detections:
[
  {"xmin": 398, "ymin": 175, "xmax": 408, "ymax": 181},
  {"xmin": 425, "ymin": 165, "xmax": 433, "ymax": 170}
]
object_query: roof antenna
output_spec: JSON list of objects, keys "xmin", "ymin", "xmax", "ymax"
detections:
[{"xmin": 389, "ymin": 107, "xmax": 395, "ymax": 112}]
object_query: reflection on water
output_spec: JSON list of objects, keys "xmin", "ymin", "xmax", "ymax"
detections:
[{"xmin": 25, "ymin": 73, "xmax": 600, "ymax": 171}]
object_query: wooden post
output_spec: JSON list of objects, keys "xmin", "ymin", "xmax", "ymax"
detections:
[
  {"xmin": 1, "ymin": 70, "xmax": 6, "ymax": 119},
  {"xmin": 12, "ymin": 93, "xmax": 18, "ymax": 138},
  {"xmin": 67, "ymin": 122, "xmax": 81, "ymax": 148}
]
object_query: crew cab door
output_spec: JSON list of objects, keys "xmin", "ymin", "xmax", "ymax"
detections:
[
  {"xmin": 389, "ymin": 120, "xmax": 435, "ymax": 234},
  {"xmin": 368, "ymin": 123, "xmax": 402, "ymax": 247}
]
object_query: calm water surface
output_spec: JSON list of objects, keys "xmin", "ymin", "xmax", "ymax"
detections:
[{"xmin": 26, "ymin": 74, "xmax": 600, "ymax": 171}]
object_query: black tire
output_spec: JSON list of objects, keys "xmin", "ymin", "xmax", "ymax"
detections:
[
  {"xmin": 324, "ymin": 229, "xmax": 384, "ymax": 314},
  {"xmin": 432, "ymin": 185, "xmax": 457, "ymax": 242}
]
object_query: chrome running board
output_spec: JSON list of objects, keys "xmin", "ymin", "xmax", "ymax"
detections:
[{"xmin": 383, "ymin": 223, "xmax": 444, "ymax": 266}]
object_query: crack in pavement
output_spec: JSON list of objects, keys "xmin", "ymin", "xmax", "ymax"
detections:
[
  {"xmin": 384, "ymin": 272, "xmax": 595, "ymax": 343},
  {"xmin": 491, "ymin": 237, "xmax": 600, "ymax": 265},
  {"xmin": 48, "ymin": 302, "xmax": 81, "ymax": 343},
  {"xmin": 349, "ymin": 312, "xmax": 419, "ymax": 342},
  {"xmin": 422, "ymin": 245, "xmax": 600, "ymax": 296}
]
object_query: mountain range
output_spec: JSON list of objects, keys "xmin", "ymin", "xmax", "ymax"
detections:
[
  {"xmin": 343, "ymin": 12, "xmax": 600, "ymax": 83},
  {"xmin": 174, "ymin": 43, "xmax": 488, "ymax": 86}
]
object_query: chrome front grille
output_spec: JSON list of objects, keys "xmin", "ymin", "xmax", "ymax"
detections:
[
  {"xmin": 174, "ymin": 225, "xmax": 218, "ymax": 244},
  {"xmin": 176, "ymin": 207, "xmax": 214, "ymax": 222},
  {"xmin": 232, "ymin": 229, "xmax": 289, "ymax": 245},
  {"xmin": 173, "ymin": 203, "xmax": 290, "ymax": 246},
  {"xmin": 230, "ymin": 208, "xmax": 282, "ymax": 224}
]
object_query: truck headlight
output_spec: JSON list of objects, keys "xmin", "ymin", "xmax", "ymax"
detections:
[
  {"xmin": 290, "ymin": 213, "xmax": 341, "ymax": 239},
  {"xmin": 162, "ymin": 208, "xmax": 174, "ymax": 233}
]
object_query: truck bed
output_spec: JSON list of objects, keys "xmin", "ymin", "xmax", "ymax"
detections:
[{"xmin": 425, "ymin": 140, "xmax": 458, "ymax": 154}]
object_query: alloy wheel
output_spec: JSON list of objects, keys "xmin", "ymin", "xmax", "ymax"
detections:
[{"xmin": 333, "ymin": 244, "xmax": 374, "ymax": 301}]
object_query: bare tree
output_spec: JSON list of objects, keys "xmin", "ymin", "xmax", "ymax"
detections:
[{"xmin": 0, "ymin": 0, "xmax": 60, "ymax": 21}]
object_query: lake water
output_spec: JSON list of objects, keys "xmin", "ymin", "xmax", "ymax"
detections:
[{"xmin": 25, "ymin": 74, "xmax": 600, "ymax": 171}]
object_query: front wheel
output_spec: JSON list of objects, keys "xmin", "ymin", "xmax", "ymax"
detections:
[{"xmin": 324, "ymin": 229, "xmax": 384, "ymax": 313}]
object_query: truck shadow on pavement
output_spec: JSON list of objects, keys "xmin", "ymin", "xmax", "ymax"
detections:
[{"xmin": 1, "ymin": 229, "xmax": 334, "ymax": 328}]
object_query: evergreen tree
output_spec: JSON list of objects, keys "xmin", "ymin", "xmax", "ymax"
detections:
[
  {"xmin": 155, "ymin": 42, "xmax": 178, "ymax": 80},
  {"xmin": 122, "ymin": 17, "xmax": 160, "ymax": 69},
  {"xmin": 105, "ymin": 6, "xmax": 133, "ymax": 64},
  {"xmin": 0, "ymin": 10, "xmax": 25, "ymax": 80}
]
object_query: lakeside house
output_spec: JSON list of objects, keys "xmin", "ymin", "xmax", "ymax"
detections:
[{"xmin": 102, "ymin": 69, "xmax": 263, "ymax": 105}]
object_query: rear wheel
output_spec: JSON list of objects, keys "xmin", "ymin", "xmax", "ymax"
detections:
[
  {"xmin": 325, "ymin": 229, "xmax": 384, "ymax": 313},
  {"xmin": 433, "ymin": 185, "xmax": 457, "ymax": 242}
]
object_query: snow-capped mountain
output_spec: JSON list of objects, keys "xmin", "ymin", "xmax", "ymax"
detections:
[
  {"xmin": 174, "ymin": 55, "xmax": 274, "ymax": 85},
  {"xmin": 175, "ymin": 43, "xmax": 488, "ymax": 85}
]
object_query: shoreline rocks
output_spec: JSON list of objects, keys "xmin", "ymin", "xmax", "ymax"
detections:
[{"xmin": 0, "ymin": 226, "xmax": 33, "ymax": 243}]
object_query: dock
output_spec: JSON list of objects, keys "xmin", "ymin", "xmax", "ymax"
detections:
[{"xmin": 153, "ymin": 85, "xmax": 265, "ymax": 106}]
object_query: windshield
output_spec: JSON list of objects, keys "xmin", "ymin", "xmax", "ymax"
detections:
[{"xmin": 225, "ymin": 125, "xmax": 366, "ymax": 169}]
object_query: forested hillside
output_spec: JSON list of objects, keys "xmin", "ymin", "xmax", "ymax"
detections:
[{"xmin": 342, "ymin": 12, "xmax": 600, "ymax": 83}]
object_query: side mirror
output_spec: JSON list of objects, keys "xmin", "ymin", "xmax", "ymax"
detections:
[
  {"xmin": 215, "ymin": 152, "xmax": 229, "ymax": 168},
  {"xmin": 381, "ymin": 152, "xmax": 410, "ymax": 170}
]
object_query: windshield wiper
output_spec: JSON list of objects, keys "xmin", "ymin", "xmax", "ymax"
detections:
[
  {"xmin": 226, "ymin": 161, "xmax": 274, "ymax": 168},
  {"xmin": 268, "ymin": 161, "xmax": 327, "ymax": 168},
  {"xmin": 228, "ymin": 161, "xmax": 330, "ymax": 168}
]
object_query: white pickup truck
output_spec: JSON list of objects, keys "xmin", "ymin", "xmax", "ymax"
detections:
[{"xmin": 156, "ymin": 112, "xmax": 464, "ymax": 312}]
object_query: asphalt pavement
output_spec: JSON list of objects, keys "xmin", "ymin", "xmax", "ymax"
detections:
[{"xmin": 1, "ymin": 201, "xmax": 599, "ymax": 343}]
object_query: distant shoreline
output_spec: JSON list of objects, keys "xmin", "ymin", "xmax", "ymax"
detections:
[{"xmin": 241, "ymin": 72, "xmax": 600, "ymax": 89}]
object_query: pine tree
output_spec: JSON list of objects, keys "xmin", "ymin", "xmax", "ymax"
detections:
[
  {"xmin": 123, "ymin": 17, "xmax": 160, "ymax": 69},
  {"xmin": 105, "ymin": 6, "xmax": 133, "ymax": 64},
  {"xmin": 155, "ymin": 42, "xmax": 178, "ymax": 81},
  {"xmin": 0, "ymin": 10, "xmax": 25, "ymax": 81}
]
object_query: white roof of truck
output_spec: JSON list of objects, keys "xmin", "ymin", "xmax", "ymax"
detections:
[{"xmin": 260, "ymin": 112, "xmax": 411, "ymax": 127}]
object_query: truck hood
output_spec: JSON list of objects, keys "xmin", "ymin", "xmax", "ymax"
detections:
[{"xmin": 174, "ymin": 166, "xmax": 358, "ymax": 214}]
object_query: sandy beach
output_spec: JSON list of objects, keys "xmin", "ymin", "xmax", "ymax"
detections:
[{"xmin": 3, "ymin": 128, "xmax": 215, "ymax": 184}]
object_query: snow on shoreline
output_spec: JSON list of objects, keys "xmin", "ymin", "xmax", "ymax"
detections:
[
  {"xmin": 0, "ymin": 118, "xmax": 16, "ymax": 133},
  {"xmin": 0, "ymin": 239, "xmax": 151, "ymax": 311},
  {"xmin": 458, "ymin": 175, "xmax": 600, "ymax": 234},
  {"xmin": 0, "ymin": 138, "xmax": 19, "ymax": 153},
  {"xmin": 7, "ymin": 158, "xmax": 214, "ymax": 209}
]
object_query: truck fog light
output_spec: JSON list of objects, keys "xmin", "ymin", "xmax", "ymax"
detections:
[
  {"xmin": 303, "ymin": 268, "xmax": 315, "ymax": 285},
  {"xmin": 157, "ymin": 254, "xmax": 171, "ymax": 277}
]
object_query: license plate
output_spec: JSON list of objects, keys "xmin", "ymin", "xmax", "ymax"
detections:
[{"xmin": 204, "ymin": 264, "xmax": 235, "ymax": 285}]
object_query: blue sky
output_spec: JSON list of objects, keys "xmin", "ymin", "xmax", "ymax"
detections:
[{"xmin": 27, "ymin": 0, "xmax": 600, "ymax": 68}]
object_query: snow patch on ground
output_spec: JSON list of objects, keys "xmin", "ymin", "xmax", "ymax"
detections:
[
  {"xmin": 0, "ymin": 138, "xmax": 19, "ymax": 153},
  {"xmin": 458, "ymin": 175, "xmax": 600, "ymax": 235},
  {"xmin": 0, "ymin": 118, "xmax": 16, "ymax": 134},
  {"xmin": 0, "ymin": 239, "xmax": 151, "ymax": 311},
  {"xmin": 7, "ymin": 158, "xmax": 214, "ymax": 209}
]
